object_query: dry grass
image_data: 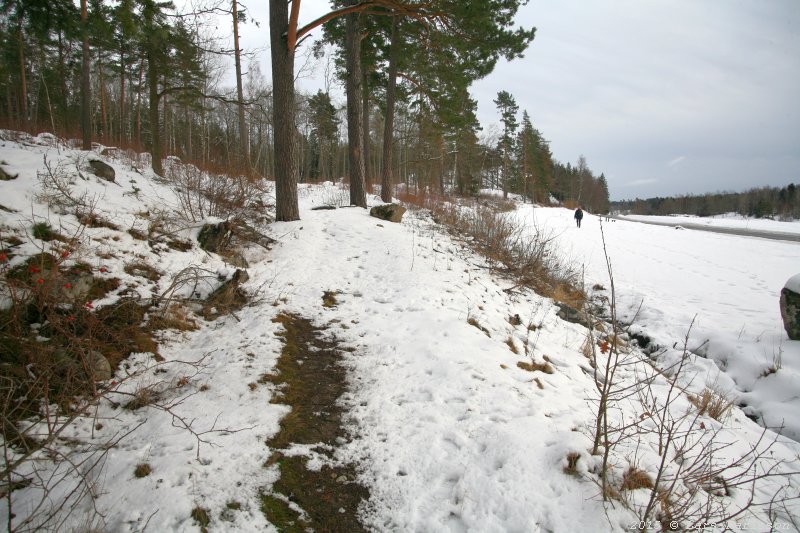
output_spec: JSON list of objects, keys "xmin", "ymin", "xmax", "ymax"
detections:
[
  {"xmin": 148, "ymin": 303, "xmax": 198, "ymax": 332},
  {"xmin": 689, "ymin": 387, "xmax": 734, "ymax": 421},
  {"xmin": 505, "ymin": 336, "xmax": 518, "ymax": 354},
  {"xmin": 516, "ymin": 359, "xmax": 554, "ymax": 374},
  {"xmin": 398, "ymin": 191, "xmax": 584, "ymax": 306},
  {"xmin": 564, "ymin": 452, "xmax": 581, "ymax": 476},
  {"xmin": 551, "ymin": 282, "xmax": 587, "ymax": 310},
  {"xmin": 621, "ymin": 466, "xmax": 654, "ymax": 491},
  {"xmin": 123, "ymin": 260, "xmax": 161, "ymax": 282},
  {"xmin": 467, "ymin": 317, "xmax": 491, "ymax": 337}
]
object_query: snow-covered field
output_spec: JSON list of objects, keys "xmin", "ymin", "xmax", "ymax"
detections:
[
  {"xmin": 618, "ymin": 213, "xmax": 800, "ymax": 236},
  {"xmin": 517, "ymin": 207, "xmax": 800, "ymax": 440},
  {"xmin": 1, "ymin": 134, "xmax": 798, "ymax": 531}
]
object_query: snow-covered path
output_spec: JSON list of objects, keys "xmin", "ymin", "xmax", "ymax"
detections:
[{"xmin": 259, "ymin": 191, "xmax": 623, "ymax": 531}]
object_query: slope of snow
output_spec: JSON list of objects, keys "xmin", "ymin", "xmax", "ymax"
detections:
[{"xmin": 1, "ymin": 135, "xmax": 798, "ymax": 531}]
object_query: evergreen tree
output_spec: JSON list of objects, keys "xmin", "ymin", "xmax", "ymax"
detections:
[
  {"xmin": 494, "ymin": 90, "xmax": 518, "ymax": 198},
  {"xmin": 307, "ymin": 90, "xmax": 340, "ymax": 181}
]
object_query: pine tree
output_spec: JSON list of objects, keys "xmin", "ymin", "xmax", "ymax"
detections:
[{"xmin": 494, "ymin": 90, "xmax": 518, "ymax": 198}]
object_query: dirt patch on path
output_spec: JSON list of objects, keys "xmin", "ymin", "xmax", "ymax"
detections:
[{"xmin": 261, "ymin": 313, "xmax": 368, "ymax": 532}]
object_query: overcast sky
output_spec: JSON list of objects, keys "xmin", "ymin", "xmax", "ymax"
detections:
[{"xmin": 231, "ymin": 0, "xmax": 800, "ymax": 200}]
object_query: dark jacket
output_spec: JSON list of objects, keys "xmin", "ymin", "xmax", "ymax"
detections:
[{"xmin": 574, "ymin": 208, "xmax": 584, "ymax": 220}]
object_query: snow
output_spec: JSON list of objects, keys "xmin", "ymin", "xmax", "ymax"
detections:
[
  {"xmin": 619, "ymin": 213, "xmax": 800, "ymax": 236},
  {"xmin": 786, "ymin": 273, "xmax": 800, "ymax": 294},
  {"xmin": 1, "ymin": 134, "xmax": 799, "ymax": 531},
  {"xmin": 516, "ymin": 207, "xmax": 800, "ymax": 439}
]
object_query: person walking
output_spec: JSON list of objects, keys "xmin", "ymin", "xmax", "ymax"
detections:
[{"xmin": 574, "ymin": 207, "xmax": 584, "ymax": 228}]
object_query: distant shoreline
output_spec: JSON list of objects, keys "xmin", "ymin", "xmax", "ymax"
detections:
[{"xmin": 611, "ymin": 215, "xmax": 800, "ymax": 243}]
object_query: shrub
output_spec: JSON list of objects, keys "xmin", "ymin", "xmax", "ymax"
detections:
[{"xmin": 689, "ymin": 387, "xmax": 734, "ymax": 421}]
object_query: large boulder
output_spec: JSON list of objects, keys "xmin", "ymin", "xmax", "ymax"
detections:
[
  {"xmin": 88, "ymin": 159, "xmax": 115, "ymax": 182},
  {"xmin": 780, "ymin": 274, "xmax": 800, "ymax": 340},
  {"xmin": 370, "ymin": 203, "xmax": 406, "ymax": 223}
]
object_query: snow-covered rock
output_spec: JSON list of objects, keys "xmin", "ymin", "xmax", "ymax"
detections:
[{"xmin": 780, "ymin": 273, "xmax": 800, "ymax": 339}]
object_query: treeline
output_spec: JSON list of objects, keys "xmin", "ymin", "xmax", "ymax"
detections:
[
  {"xmin": 0, "ymin": 0, "xmax": 608, "ymax": 215},
  {"xmin": 612, "ymin": 183, "xmax": 800, "ymax": 220}
]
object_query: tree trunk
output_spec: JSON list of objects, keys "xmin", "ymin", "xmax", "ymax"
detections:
[
  {"xmin": 119, "ymin": 48, "xmax": 126, "ymax": 144},
  {"xmin": 17, "ymin": 25, "xmax": 28, "ymax": 130},
  {"xmin": 80, "ymin": 0, "xmax": 90, "ymax": 148},
  {"xmin": 270, "ymin": 0, "xmax": 300, "ymax": 221},
  {"xmin": 502, "ymin": 139, "xmax": 509, "ymax": 199},
  {"xmin": 98, "ymin": 52, "xmax": 108, "ymax": 142},
  {"xmin": 362, "ymin": 66, "xmax": 370, "ymax": 192},
  {"xmin": 345, "ymin": 8, "xmax": 367, "ymax": 208},
  {"xmin": 136, "ymin": 58, "xmax": 143, "ymax": 147},
  {"xmin": 522, "ymin": 132, "xmax": 528, "ymax": 202},
  {"xmin": 147, "ymin": 55, "xmax": 163, "ymax": 175},
  {"xmin": 382, "ymin": 17, "xmax": 396, "ymax": 201},
  {"xmin": 232, "ymin": 0, "xmax": 250, "ymax": 171}
]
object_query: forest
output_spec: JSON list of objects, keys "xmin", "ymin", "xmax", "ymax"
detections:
[
  {"xmin": 612, "ymin": 183, "xmax": 800, "ymax": 220},
  {"xmin": 0, "ymin": 0, "xmax": 611, "ymax": 216}
]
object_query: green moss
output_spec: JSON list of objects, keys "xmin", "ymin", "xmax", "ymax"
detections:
[
  {"xmin": 263, "ymin": 313, "xmax": 368, "ymax": 532},
  {"xmin": 259, "ymin": 493, "xmax": 306, "ymax": 533}
]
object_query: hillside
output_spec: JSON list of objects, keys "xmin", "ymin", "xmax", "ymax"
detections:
[{"xmin": 1, "ymin": 133, "xmax": 799, "ymax": 532}]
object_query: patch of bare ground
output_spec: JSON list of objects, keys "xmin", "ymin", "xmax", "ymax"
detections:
[{"xmin": 261, "ymin": 313, "xmax": 368, "ymax": 532}]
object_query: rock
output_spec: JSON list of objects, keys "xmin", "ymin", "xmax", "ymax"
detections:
[
  {"xmin": 780, "ymin": 274, "xmax": 800, "ymax": 340},
  {"xmin": 89, "ymin": 351, "xmax": 112, "ymax": 381},
  {"xmin": 54, "ymin": 349, "xmax": 112, "ymax": 381},
  {"xmin": 555, "ymin": 302, "xmax": 592, "ymax": 329},
  {"xmin": 369, "ymin": 203, "xmax": 406, "ymax": 223},
  {"xmin": 197, "ymin": 221, "xmax": 233, "ymax": 253},
  {"xmin": 0, "ymin": 165, "xmax": 17, "ymax": 180},
  {"xmin": 89, "ymin": 159, "xmax": 115, "ymax": 181}
]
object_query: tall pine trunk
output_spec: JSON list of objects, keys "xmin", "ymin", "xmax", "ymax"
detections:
[
  {"xmin": 136, "ymin": 58, "xmax": 143, "ymax": 147},
  {"xmin": 98, "ymin": 53, "xmax": 108, "ymax": 141},
  {"xmin": 17, "ymin": 26, "xmax": 28, "ymax": 130},
  {"xmin": 147, "ymin": 56, "xmax": 163, "ymax": 175},
  {"xmin": 80, "ymin": 0, "xmax": 90, "ymax": 148},
  {"xmin": 269, "ymin": 0, "xmax": 300, "ymax": 221},
  {"xmin": 361, "ymin": 67, "xmax": 370, "ymax": 192},
  {"xmin": 232, "ymin": 0, "xmax": 250, "ymax": 171},
  {"xmin": 345, "ymin": 8, "xmax": 366, "ymax": 208},
  {"xmin": 119, "ymin": 48, "xmax": 126, "ymax": 144}
]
